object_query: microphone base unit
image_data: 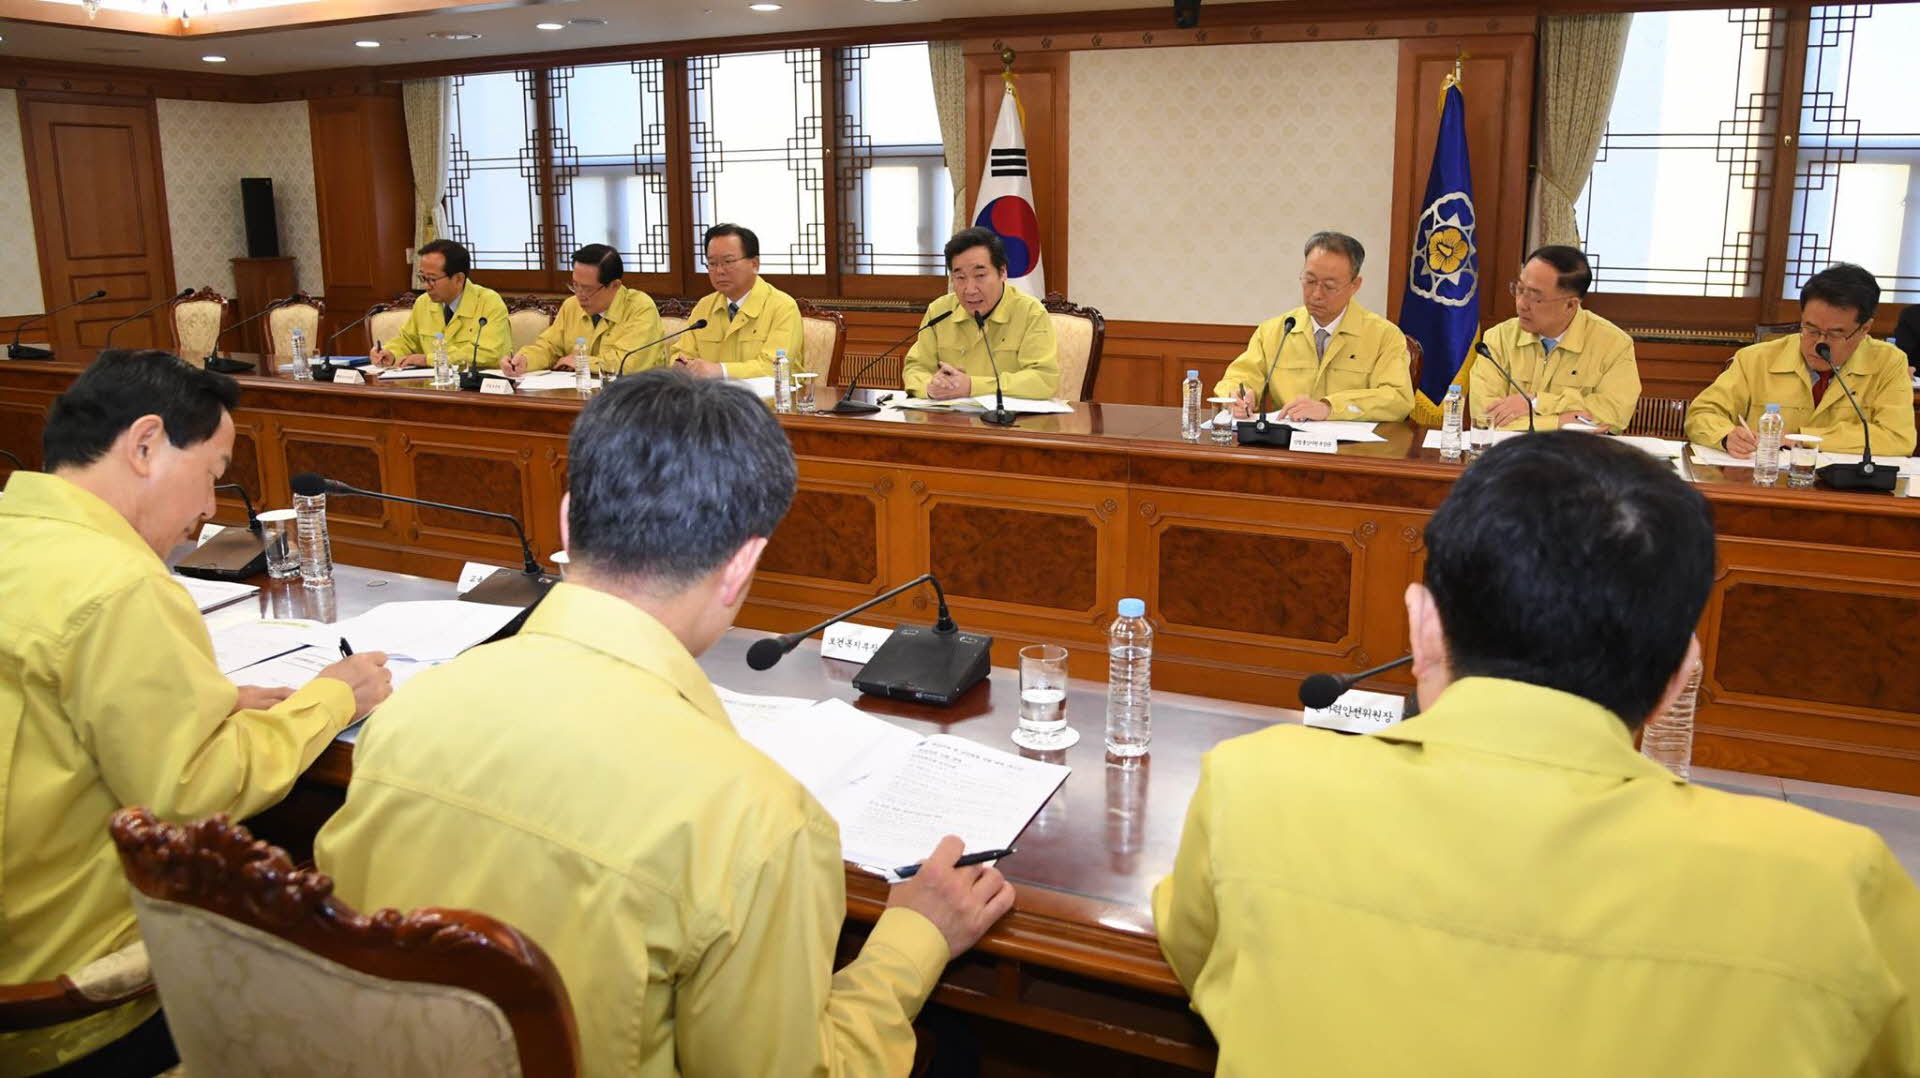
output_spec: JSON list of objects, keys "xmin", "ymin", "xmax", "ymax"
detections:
[
  {"xmin": 1816, "ymin": 461, "xmax": 1898, "ymax": 494},
  {"xmin": 1235, "ymin": 420, "xmax": 1294, "ymax": 448},
  {"xmin": 457, "ymin": 368, "xmax": 485, "ymax": 392},
  {"xmin": 173, "ymin": 528, "xmax": 269, "ymax": 582},
  {"xmin": 6, "ymin": 344, "xmax": 53, "ymax": 361},
  {"xmin": 979, "ymin": 407, "xmax": 1019, "ymax": 426},
  {"xmin": 310, "ymin": 361, "xmax": 338, "ymax": 383},
  {"xmin": 851, "ymin": 624, "xmax": 993, "ymax": 707},
  {"xmin": 204, "ymin": 353, "xmax": 257, "ymax": 375},
  {"xmin": 828, "ymin": 397, "xmax": 882, "ymax": 416},
  {"xmin": 460, "ymin": 567, "xmax": 561, "ymax": 609}
]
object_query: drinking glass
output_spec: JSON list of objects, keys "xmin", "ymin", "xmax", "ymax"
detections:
[
  {"xmin": 256, "ymin": 509, "xmax": 300, "ymax": 579},
  {"xmin": 1786, "ymin": 433, "xmax": 1822, "ymax": 488},
  {"xmin": 1012, "ymin": 643, "xmax": 1078, "ymax": 750}
]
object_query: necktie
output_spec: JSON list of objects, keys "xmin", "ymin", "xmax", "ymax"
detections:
[
  {"xmin": 1811, "ymin": 368, "xmax": 1832, "ymax": 406},
  {"xmin": 1314, "ymin": 328, "xmax": 1329, "ymax": 359},
  {"xmin": 1541, "ymin": 337, "xmax": 1559, "ymax": 354},
  {"xmin": 726, "ymin": 302, "xmax": 738, "ymax": 322},
  {"xmin": 442, "ymin": 304, "xmax": 454, "ymax": 326},
  {"xmin": 590, "ymin": 314, "xmax": 602, "ymax": 328}
]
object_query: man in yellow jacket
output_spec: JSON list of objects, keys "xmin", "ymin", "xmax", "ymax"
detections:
[
  {"xmin": 1687, "ymin": 263, "xmax": 1916, "ymax": 457},
  {"xmin": 905, "ymin": 227, "xmax": 1060, "ymax": 400},
  {"xmin": 0, "ymin": 351, "xmax": 391, "ymax": 1076},
  {"xmin": 500, "ymin": 244, "xmax": 666, "ymax": 378},
  {"xmin": 369, "ymin": 238, "xmax": 512, "ymax": 369},
  {"xmin": 1217, "ymin": 231, "xmax": 1413, "ymax": 422},
  {"xmin": 1471, "ymin": 245, "xmax": 1641, "ymax": 431},
  {"xmin": 672, "ymin": 223, "xmax": 806, "ymax": 380},
  {"xmin": 316, "ymin": 370, "xmax": 1016, "ymax": 1078},
  {"xmin": 1154, "ymin": 432, "xmax": 1920, "ymax": 1076}
]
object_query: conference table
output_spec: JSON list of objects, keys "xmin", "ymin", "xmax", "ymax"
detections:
[
  {"xmin": 218, "ymin": 562, "xmax": 1241, "ymax": 1069},
  {"xmin": 2, "ymin": 353, "xmax": 1917, "ymax": 798}
]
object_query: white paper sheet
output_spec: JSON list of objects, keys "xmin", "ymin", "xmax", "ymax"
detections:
[
  {"xmin": 172, "ymin": 575, "xmax": 258, "ymax": 614},
  {"xmin": 300, "ymin": 600, "xmax": 521, "ymax": 662},
  {"xmin": 728, "ymin": 376, "xmax": 778, "ymax": 399},
  {"xmin": 1612, "ymin": 436, "xmax": 1686, "ymax": 459},
  {"xmin": 234, "ymin": 645, "xmax": 439, "ymax": 693},
  {"xmin": 967, "ymin": 394, "xmax": 1073, "ymax": 414},
  {"xmin": 835, "ymin": 736, "xmax": 1069, "ymax": 875},
  {"xmin": 373, "ymin": 367, "xmax": 435, "ymax": 381},
  {"xmin": 515, "ymin": 371, "xmax": 595, "ymax": 392},
  {"xmin": 1686, "ymin": 444, "xmax": 1751, "ymax": 468},
  {"xmin": 208, "ymin": 619, "xmax": 315, "ymax": 674},
  {"xmin": 1422, "ymin": 429, "xmax": 1525, "ymax": 450}
]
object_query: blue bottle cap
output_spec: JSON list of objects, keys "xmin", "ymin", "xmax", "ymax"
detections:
[
  {"xmin": 1117, "ymin": 597, "xmax": 1146, "ymax": 618},
  {"xmin": 1187, "ymin": 369, "xmax": 1199, "ymax": 379},
  {"xmin": 1764, "ymin": 403, "xmax": 1781, "ymax": 413}
]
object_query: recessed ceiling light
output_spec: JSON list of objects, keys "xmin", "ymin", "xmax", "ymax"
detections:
[
  {"xmin": 354, "ymin": 39, "xmax": 380, "ymax": 47},
  {"xmin": 427, "ymin": 30, "xmax": 483, "ymax": 41},
  {"xmin": 201, "ymin": 55, "xmax": 227, "ymax": 63},
  {"xmin": 535, "ymin": 21, "xmax": 564, "ymax": 30},
  {"xmin": 567, "ymin": 16, "xmax": 606, "ymax": 26},
  {"xmin": 748, "ymin": 2, "xmax": 782, "ymax": 10}
]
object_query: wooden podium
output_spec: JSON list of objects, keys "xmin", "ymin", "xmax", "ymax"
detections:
[{"xmin": 230, "ymin": 256, "xmax": 296, "ymax": 355}]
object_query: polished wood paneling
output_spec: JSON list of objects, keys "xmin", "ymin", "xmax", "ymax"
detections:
[
  {"xmin": 762, "ymin": 487, "xmax": 881, "ymax": 585},
  {"xmin": 0, "ymin": 400, "xmax": 46, "ymax": 477},
  {"xmin": 19, "ymin": 95, "xmax": 175, "ymax": 351},
  {"xmin": 1156, "ymin": 525, "xmax": 1353, "ymax": 643},
  {"xmin": 404, "ymin": 439, "xmax": 527, "ymax": 541},
  {"xmin": 1717, "ymin": 583, "xmax": 1920, "ymax": 715},
  {"xmin": 308, "ymin": 94, "xmax": 413, "ymax": 355},
  {"xmin": 928, "ymin": 502, "xmax": 1099, "ymax": 612},
  {"xmin": 230, "ymin": 257, "xmax": 296, "ymax": 355}
]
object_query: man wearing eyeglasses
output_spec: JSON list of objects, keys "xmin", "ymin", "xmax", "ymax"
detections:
[
  {"xmin": 1471, "ymin": 246, "xmax": 1640, "ymax": 432},
  {"xmin": 1688, "ymin": 263, "xmax": 1916, "ymax": 458},
  {"xmin": 369, "ymin": 238, "xmax": 512, "ymax": 369},
  {"xmin": 1217, "ymin": 231, "xmax": 1412, "ymax": 421},
  {"xmin": 501, "ymin": 244, "xmax": 665, "ymax": 378},
  {"xmin": 672, "ymin": 224, "xmax": 805, "ymax": 380},
  {"xmin": 905, "ymin": 227, "xmax": 1059, "ymax": 401}
]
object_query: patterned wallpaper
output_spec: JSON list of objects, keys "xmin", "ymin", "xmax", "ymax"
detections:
[
  {"xmin": 1069, "ymin": 40, "xmax": 1399, "ymax": 325},
  {"xmin": 156, "ymin": 100, "xmax": 323, "ymax": 298},
  {"xmin": 0, "ymin": 91, "xmax": 48, "ymax": 317}
]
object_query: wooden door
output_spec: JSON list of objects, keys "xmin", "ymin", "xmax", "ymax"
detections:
[{"xmin": 20, "ymin": 94, "xmax": 176, "ymax": 352}]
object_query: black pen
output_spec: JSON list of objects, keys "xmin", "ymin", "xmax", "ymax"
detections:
[
  {"xmin": 893, "ymin": 848, "xmax": 1015, "ymax": 880},
  {"xmin": 338, "ymin": 637, "xmax": 353, "ymax": 658}
]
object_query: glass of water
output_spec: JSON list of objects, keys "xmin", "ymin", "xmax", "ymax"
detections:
[
  {"xmin": 256, "ymin": 509, "xmax": 300, "ymax": 579},
  {"xmin": 792, "ymin": 371, "xmax": 819, "ymax": 414},
  {"xmin": 1786, "ymin": 433, "xmax": 1822, "ymax": 488},
  {"xmin": 1207, "ymin": 397, "xmax": 1239, "ymax": 445},
  {"xmin": 1012, "ymin": 643, "xmax": 1078, "ymax": 750}
]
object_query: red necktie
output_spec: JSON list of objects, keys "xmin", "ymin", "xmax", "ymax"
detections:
[{"xmin": 1811, "ymin": 369, "xmax": 1832, "ymax": 406}]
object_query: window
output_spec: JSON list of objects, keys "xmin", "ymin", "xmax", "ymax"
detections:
[
  {"xmin": 687, "ymin": 49, "xmax": 826, "ymax": 276},
  {"xmin": 444, "ymin": 71, "xmax": 545, "ymax": 272},
  {"xmin": 838, "ymin": 43, "xmax": 954, "ymax": 275},
  {"xmin": 552, "ymin": 61, "xmax": 671, "ymax": 275}
]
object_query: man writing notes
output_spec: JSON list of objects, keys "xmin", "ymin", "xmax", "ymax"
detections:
[
  {"xmin": 369, "ymin": 238, "xmax": 511, "ymax": 369},
  {"xmin": 672, "ymin": 223, "xmax": 805, "ymax": 381},
  {"xmin": 316, "ymin": 371, "xmax": 1016, "ymax": 1077},
  {"xmin": 0, "ymin": 351, "xmax": 391, "ymax": 1076},
  {"xmin": 1471, "ymin": 245, "xmax": 1640, "ymax": 431},
  {"xmin": 1687, "ymin": 263, "xmax": 1916, "ymax": 457},
  {"xmin": 1217, "ymin": 231, "xmax": 1413, "ymax": 422},
  {"xmin": 1154, "ymin": 432, "xmax": 1920, "ymax": 1076},
  {"xmin": 905, "ymin": 227, "xmax": 1060, "ymax": 401},
  {"xmin": 501, "ymin": 244, "xmax": 666, "ymax": 378}
]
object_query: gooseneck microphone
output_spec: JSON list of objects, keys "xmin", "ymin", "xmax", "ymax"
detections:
[
  {"xmin": 978, "ymin": 317, "xmax": 1017, "ymax": 427},
  {"xmin": 1812, "ymin": 341, "xmax": 1897, "ymax": 493},
  {"xmin": 104, "ymin": 289, "xmax": 195, "ymax": 350},
  {"xmin": 458, "ymin": 316, "xmax": 490, "ymax": 390},
  {"xmin": 1298, "ymin": 654, "xmax": 1415, "ymax": 710},
  {"xmin": 1236, "ymin": 316, "xmax": 1296, "ymax": 447},
  {"xmin": 9, "ymin": 289, "xmax": 107, "ymax": 360},
  {"xmin": 0, "ymin": 449, "xmax": 27, "ymax": 470},
  {"xmin": 747, "ymin": 572, "xmax": 958, "ymax": 671},
  {"xmin": 747, "ymin": 572, "xmax": 991, "ymax": 705},
  {"xmin": 616, "ymin": 318, "xmax": 707, "ymax": 380},
  {"xmin": 1475, "ymin": 341, "xmax": 1534, "ymax": 434},
  {"xmin": 832, "ymin": 310, "xmax": 954, "ymax": 415},
  {"xmin": 205, "ymin": 293, "xmax": 300, "ymax": 374}
]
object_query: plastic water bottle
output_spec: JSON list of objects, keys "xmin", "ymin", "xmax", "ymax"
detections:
[
  {"xmin": 1439, "ymin": 384, "xmax": 1465, "ymax": 459},
  {"xmin": 1752, "ymin": 403, "xmax": 1784, "ymax": 486},
  {"xmin": 573, "ymin": 337, "xmax": 592, "ymax": 396},
  {"xmin": 293, "ymin": 490, "xmax": 333, "ymax": 589},
  {"xmin": 289, "ymin": 327, "xmax": 311, "ymax": 381},
  {"xmin": 1180, "ymin": 369, "xmax": 1203, "ymax": 440},
  {"xmin": 1641, "ymin": 659, "xmax": 1701, "ymax": 779},
  {"xmin": 1105, "ymin": 598, "xmax": 1153, "ymax": 757},
  {"xmin": 773, "ymin": 349, "xmax": 793, "ymax": 412},
  {"xmin": 431, "ymin": 333, "xmax": 453, "ymax": 388}
]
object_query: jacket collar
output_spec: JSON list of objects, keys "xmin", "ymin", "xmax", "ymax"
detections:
[
  {"xmin": 516, "ymin": 582, "xmax": 732, "ymax": 732},
  {"xmin": 1520, "ymin": 306, "xmax": 1592, "ymax": 354},
  {"xmin": 0, "ymin": 471, "xmax": 163, "ymax": 571},
  {"xmin": 1372, "ymin": 676, "xmax": 1683, "ymax": 784},
  {"xmin": 719, "ymin": 277, "xmax": 770, "ymax": 337}
]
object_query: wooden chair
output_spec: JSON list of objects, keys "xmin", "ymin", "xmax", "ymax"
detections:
[
  {"xmin": 506, "ymin": 295, "xmax": 560, "ymax": 353},
  {"xmin": 266, "ymin": 291, "xmax": 325, "ymax": 358},
  {"xmin": 796, "ymin": 297, "xmax": 845, "ymax": 377},
  {"xmin": 0, "ymin": 943, "xmax": 153, "ymax": 1037},
  {"xmin": 1405, "ymin": 334, "xmax": 1425, "ymax": 394},
  {"xmin": 1627, "ymin": 395, "xmax": 1689, "ymax": 439},
  {"xmin": 1754, "ymin": 322, "xmax": 1800, "ymax": 343},
  {"xmin": 1043, "ymin": 292, "xmax": 1106, "ymax": 401},
  {"xmin": 364, "ymin": 290, "xmax": 423, "ymax": 352},
  {"xmin": 655, "ymin": 296, "xmax": 695, "ymax": 340},
  {"xmin": 170, "ymin": 288, "xmax": 229, "ymax": 365},
  {"xmin": 110, "ymin": 807, "xmax": 580, "ymax": 1077}
]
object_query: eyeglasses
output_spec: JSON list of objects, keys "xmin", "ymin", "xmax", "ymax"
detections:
[
  {"xmin": 707, "ymin": 256, "xmax": 750, "ymax": 271},
  {"xmin": 1508, "ymin": 279, "xmax": 1574, "ymax": 305},
  {"xmin": 1799, "ymin": 322, "xmax": 1863, "ymax": 344},
  {"xmin": 566, "ymin": 281, "xmax": 606, "ymax": 298},
  {"xmin": 1299, "ymin": 274, "xmax": 1353, "ymax": 296},
  {"xmin": 417, "ymin": 273, "xmax": 449, "ymax": 287}
]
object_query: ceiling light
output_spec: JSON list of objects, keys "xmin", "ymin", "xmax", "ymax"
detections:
[
  {"xmin": 427, "ymin": 30, "xmax": 483, "ymax": 41},
  {"xmin": 568, "ymin": 16, "xmax": 606, "ymax": 25},
  {"xmin": 354, "ymin": 39, "xmax": 380, "ymax": 47},
  {"xmin": 748, "ymin": 2, "xmax": 781, "ymax": 10},
  {"xmin": 201, "ymin": 54, "xmax": 226, "ymax": 62},
  {"xmin": 535, "ymin": 21, "xmax": 563, "ymax": 30}
]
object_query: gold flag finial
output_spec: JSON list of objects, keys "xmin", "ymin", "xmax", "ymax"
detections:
[{"xmin": 999, "ymin": 45, "xmax": 1016, "ymax": 71}]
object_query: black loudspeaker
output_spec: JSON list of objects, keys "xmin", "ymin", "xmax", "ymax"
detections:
[{"xmin": 241, "ymin": 178, "xmax": 279, "ymax": 258}]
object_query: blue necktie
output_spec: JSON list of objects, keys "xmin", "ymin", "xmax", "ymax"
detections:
[{"xmin": 1541, "ymin": 336, "xmax": 1559, "ymax": 354}]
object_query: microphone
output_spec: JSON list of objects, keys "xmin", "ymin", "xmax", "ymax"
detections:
[
  {"xmin": 205, "ymin": 293, "xmax": 300, "ymax": 374},
  {"xmin": 8, "ymin": 289, "xmax": 107, "ymax": 360},
  {"xmin": 103, "ymin": 289, "xmax": 195, "ymax": 350},
  {"xmin": 1298, "ymin": 654, "xmax": 1414, "ymax": 710},
  {"xmin": 0, "ymin": 449, "xmax": 27, "ymax": 470},
  {"xmin": 174, "ymin": 483, "xmax": 269, "ymax": 581},
  {"xmin": 1475, "ymin": 341, "xmax": 1534, "ymax": 434},
  {"xmin": 290, "ymin": 472, "xmax": 559, "ymax": 606},
  {"xmin": 747, "ymin": 572, "xmax": 958, "ymax": 671},
  {"xmin": 457, "ymin": 316, "xmax": 490, "ymax": 391},
  {"xmin": 978, "ymin": 317, "xmax": 1017, "ymax": 427},
  {"xmin": 1236, "ymin": 316, "xmax": 1296, "ymax": 447},
  {"xmin": 615, "ymin": 318, "xmax": 707, "ymax": 380},
  {"xmin": 1812, "ymin": 341, "xmax": 1897, "ymax": 493},
  {"xmin": 316, "ymin": 307, "xmax": 380, "ymax": 373},
  {"xmin": 832, "ymin": 310, "xmax": 954, "ymax": 415},
  {"xmin": 746, "ymin": 572, "xmax": 992, "ymax": 706}
]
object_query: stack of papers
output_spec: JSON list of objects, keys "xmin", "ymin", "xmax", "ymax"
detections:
[
  {"xmin": 373, "ymin": 367, "xmax": 436, "ymax": 381},
  {"xmin": 515, "ymin": 370, "xmax": 594, "ymax": 392},
  {"xmin": 1262, "ymin": 419, "xmax": 1386, "ymax": 443},
  {"xmin": 729, "ymin": 376, "xmax": 778, "ymax": 399},
  {"xmin": 1686, "ymin": 444, "xmax": 1748, "ymax": 468},
  {"xmin": 173, "ymin": 575, "xmax": 258, "ymax": 614},
  {"xmin": 1420, "ymin": 429, "xmax": 1525, "ymax": 450},
  {"xmin": 893, "ymin": 395, "xmax": 1074, "ymax": 415},
  {"xmin": 209, "ymin": 618, "xmax": 314, "ymax": 674},
  {"xmin": 1612, "ymin": 436, "xmax": 1685, "ymax": 459},
  {"xmin": 298, "ymin": 600, "xmax": 522, "ymax": 661},
  {"xmin": 717, "ymin": 687, "xmax": 1069, "ymax": 876}
]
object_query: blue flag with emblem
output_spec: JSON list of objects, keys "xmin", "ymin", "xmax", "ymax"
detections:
[{"xmin": 1400, "ymin": 74, "xmax": 1480, "ymax": 428}]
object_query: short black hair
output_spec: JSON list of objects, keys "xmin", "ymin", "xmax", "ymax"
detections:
[
  {"xmin": 567, "ymin": 369, "xmax": 796, "ymax": 589},
  {"xmin": 1800, "ymin": 263, "xmax": 1879, "ymax": 323},
  {"xmin": 1303, "ymin": 231, "xmax": 1365, "ymax": 276},
  {"xmin": 1525, "ymin": 245, "xmax": 1593, "ymax": 298},
  {"xmin": 1423, "ymin": 432, "xmax": 1715, "ymax": 728},
  {"xmin": 43, "ymin": 350, "xmax": 241, "ymax": 471},
  {"xmin": 703, "ymin": 223, "xmax": 759, "ymax": 261},
  {"xmin": 945, "ymin": 227, "xmax": 1008, "ymax": 273},
  {"xmin": 418, "ymin": 238, "xmax": 472, "ymax": 279},
  {"xmin": 573, "ymin": 243, "xmax": 623, "ymax": 285}
]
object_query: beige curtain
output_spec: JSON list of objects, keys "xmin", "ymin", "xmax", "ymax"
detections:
[
  {"xmin": 401, "ymin": 78, "xmax": 448, "ymax": 262},
  {"xmin": 927, "ymin": 42, "xmax": 969, "ymax": 231},
  {"xmin": 1531, "ymin": 14, "xmax": 1632, "ymax": 249}
]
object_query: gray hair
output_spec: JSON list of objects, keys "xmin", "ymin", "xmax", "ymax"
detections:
[{"xmin": 1303, "ymin": 231, "xmax": 1365, "ymax": 277}]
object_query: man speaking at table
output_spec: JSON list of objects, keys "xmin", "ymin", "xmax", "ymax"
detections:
[
  {"xmin": 0, "ymin": 350, "xmax": 391, "ymax": 1075},
  {"xmin": 1154, "ymin": 432, "xmax": 1919, "ymax": 1075},
  {"xmin": 316, "ymin": 370, "xmax": 1015, "ymax": 1077},
  {"xmin": 1471, "ymin": 246, "xmax": 1640, "ymax": 431},
  {"xmin": 369, "ymin": 238, "xmax": 511, "ymax": 369},
  {"xmin": 905, "ymin": 227, "xmax": 1059, "ymax": 401},
  {"xmin": 1217, "ymin": 231, "xmax": 1413, "ymax": 422}
]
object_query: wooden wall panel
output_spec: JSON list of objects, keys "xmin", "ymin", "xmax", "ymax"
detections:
[
  {"xmin": 308, "ymin": 94, "xmax": 413, "ymax": 355},
  {"xmin": 762, "ymin": 487, "xmax": 881, "ymax": 585},
  {"xmin": 0, "ymin": 399, "xmax": 47, "ymax": 478}
]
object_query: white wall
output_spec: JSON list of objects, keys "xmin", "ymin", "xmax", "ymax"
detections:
[
  {"xmin": 0, "ymin": 90, "xmax": 48, "ymax": 318},
  {"xmin": 1069, "ymin": 40, "xmax": 1400, "ymax": 325},
  {"xmin": 155, "ymin": 99, "xmax": 323, "ymax": 298}
]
